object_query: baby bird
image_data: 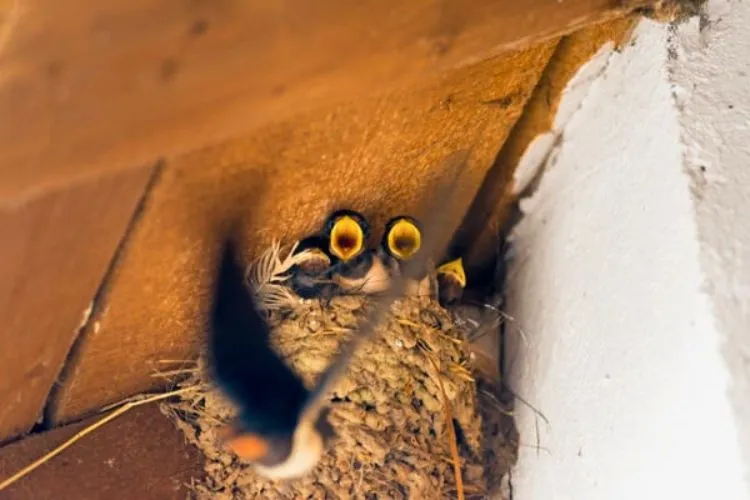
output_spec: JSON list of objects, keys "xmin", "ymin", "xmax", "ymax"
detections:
[
  {"xmin": 323, "ymin": 209, "xmax": 390, "ymax": 294},
  {"xmin": 436, "ymin": 257, "xmax": 467, "ymax": 308},
  {"xmin": 288, "ymin": 234, "xmax": 335, "ymax": 299},
  {"xmin": 381, "ymin": 215, "xmax": 433, "ymax": 297},
  {"xmin": 208, "ymin": 236, "xmax": 334, "ymax": 480}
]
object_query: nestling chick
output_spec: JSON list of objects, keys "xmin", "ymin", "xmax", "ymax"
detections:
[
  {"xmin": 208, "ymin": 237, "xmax": 334, "ymax": 480},
  {"xmin": 323, "ymin": 209, "xmax": 390, "ymax": 294},
  {"xmin": 381, "ymin": 215, "xmax": 433, "ymax": 297},
  {"xmin": 288, "ymin": 234, "xmax": 335, "ymax": 299},
  {"xmin": 436, "ymin": 257, "xmax": 467, "ymax": 308}
]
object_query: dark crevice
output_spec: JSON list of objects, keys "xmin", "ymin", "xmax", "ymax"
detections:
[
  {"xmin": 38, "ymin": 159, "xmax": 167, "ymax": 430},
  {"xmin": 446, "ymin": 38, "xmax": 575, "ymax": 295}
]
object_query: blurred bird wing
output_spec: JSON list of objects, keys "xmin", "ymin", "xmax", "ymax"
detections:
[{"xmin": 210, "ymin": 240, "xmax": 309, "ymax": 428}]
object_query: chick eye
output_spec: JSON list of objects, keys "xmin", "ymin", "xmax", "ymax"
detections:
[
  {"xmin": 387, "ymin": 219, "xmax": 422, "ymax": 260},
  {"xmin": 329, "ymin": 216, "xmax": 364, "ymax": 261}
]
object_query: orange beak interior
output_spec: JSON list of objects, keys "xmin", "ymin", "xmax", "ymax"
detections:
[{"xmin": 218, "ymin": 424, "xmax": 270, "ymax": 462}]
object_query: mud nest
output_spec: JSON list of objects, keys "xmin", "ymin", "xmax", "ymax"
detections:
[{"xmin": 161, "ymin": 243, "xmax": 514, "ymax": 499}]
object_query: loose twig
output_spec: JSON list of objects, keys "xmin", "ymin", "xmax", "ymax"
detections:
[{"xmin": 426, "ymin": 355, "xmax": 465, "ymax": 500}]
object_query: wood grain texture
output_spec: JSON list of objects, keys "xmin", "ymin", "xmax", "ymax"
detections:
[
  {"xmin": 0, "ymin": 166, "xmax": 154, "ymax": 442},
  {"xmin": 47, "ymin": 44, "xmax": 558, "ymax": 425},
  {"xmin": 0, "ymin": 404, "xmax": 203, "ymax": 500},
  {"xmin": 0, "ymin": 0, "xmax": 653, "ymax": 204}
]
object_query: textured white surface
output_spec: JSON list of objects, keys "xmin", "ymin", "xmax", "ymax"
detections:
[
  {"xmin": 668, "ymin": 0, "xmax": 750, "ymax": 484},
  {"xmin": 506, "ymin": 5, "xmax": 750, "ymax": 499}
]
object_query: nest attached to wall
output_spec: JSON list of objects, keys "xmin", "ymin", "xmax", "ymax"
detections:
[{"xmin": 160, "ymin": 242, "xmax": 506, "ymax": 499}]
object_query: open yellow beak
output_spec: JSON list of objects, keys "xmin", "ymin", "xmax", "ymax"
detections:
[
  {"xmin": 387, "ymin": 219, "xmax": 422, "ymax": 260},
  {"xmin": 437, "ymin": 257, "xmax": 466, "ymax": 288},
  {"xmin": 329, "ymin": 216, "xmax": 364, "ymax": 261}
]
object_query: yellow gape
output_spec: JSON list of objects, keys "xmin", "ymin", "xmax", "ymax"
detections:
[
  {"xmin": 329, "ymin": 215, "xmax": 364, "ymax": 261},
  {"xmin": 437, "ymin": 257, "xmax": 466, "ymax": 287},
  {"xmin": 387, "ymin": 219, "xmax": 422, "ymax": 260}
]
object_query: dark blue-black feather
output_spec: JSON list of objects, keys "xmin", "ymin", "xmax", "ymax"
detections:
[{"xmin": 209, "ymin": 239, "xmax": 309, "ymax": 437}]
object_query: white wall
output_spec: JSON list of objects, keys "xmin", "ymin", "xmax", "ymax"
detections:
[
  {"xmin": 505, "ymin": 2, "xmax": 750, "ymax": 499},
  {"xmin": 669, "ymin": 0, "xmax": 750, "ymax": 484}
]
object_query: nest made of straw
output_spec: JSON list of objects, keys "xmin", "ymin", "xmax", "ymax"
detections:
[{"xmin": 160, "ymin": 242, "xmax": 504, "ymax": 499}]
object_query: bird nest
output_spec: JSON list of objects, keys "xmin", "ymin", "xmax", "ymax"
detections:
[{"xmin": 160, "ymin": 242, "xmax": 513, "ymax": 499}]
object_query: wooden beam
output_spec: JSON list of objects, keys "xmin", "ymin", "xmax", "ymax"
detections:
[
  {"xmin": 0, "ymin": 404, "xmax": 203, "ymax": 500},
  {"xmin": 0, "ymin": 0, "xmax": 652, "ymax": 204},
  {"xmin": 46, "ymin": 44, "xmax": 557, "ymax": 425},
  {"xmin": 0, "ymin": 166, "xmax": 155, "ymax": 442}
]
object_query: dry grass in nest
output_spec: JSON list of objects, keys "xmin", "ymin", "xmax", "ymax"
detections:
[{"xmin": 158, "ymin": 241, "xmax": 516, "ymax": 499}]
